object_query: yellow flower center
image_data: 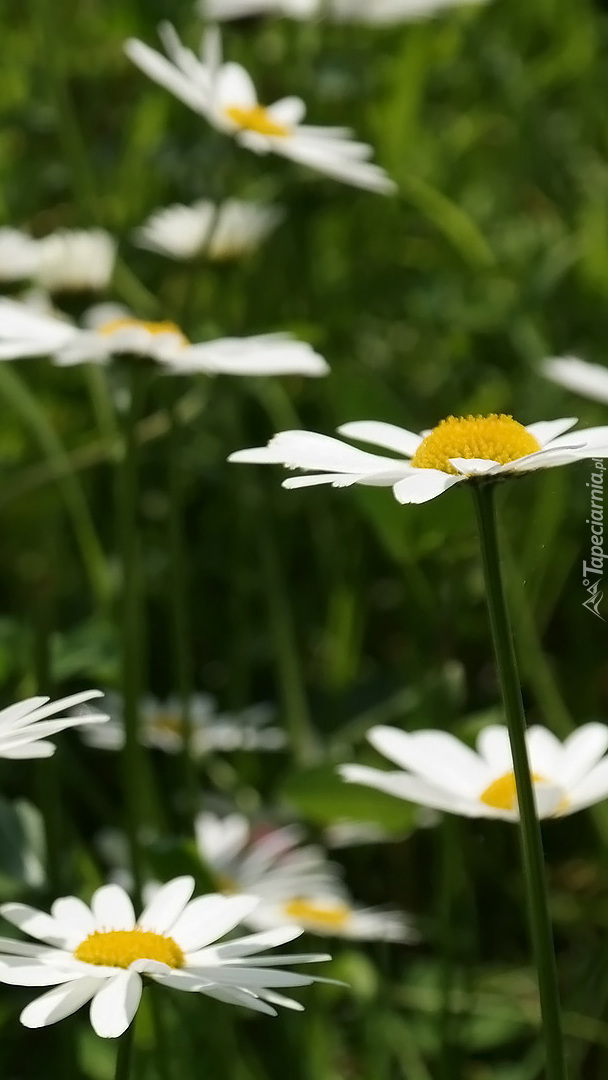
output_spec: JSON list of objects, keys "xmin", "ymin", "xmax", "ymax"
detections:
[
  {"xmin": 283, "ymin": 899, "xmax": 352, "ymax": 929},
  {"xmin": 150, "ymin": 712, "xmax": 183, "ymax": 737},
  {"xmin": 410, "ymin": 415, "xmax": 541, "ymax": 476},
  {"xmin": 216, "ymin": 874, "xmax": 238, "ymax": 896},
  {"xmin": 98, "ymin": 317, "xmax": 188, "ymax": 347},
  {"xmin": 480, "ymin": 771, "xmax": 546, "ymax": 812},
  {"xmin": 224, "ymin": 104, "xmax": 291, "ymax": 138},
  {"xmin": 74, "ymin": 929, "xmax": 185, "ymax": 970}
]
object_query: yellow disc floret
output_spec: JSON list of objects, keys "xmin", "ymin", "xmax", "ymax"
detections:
[
  {"xmin": 98, "ymin": 317, "xmax": 188, "ymax": 347},
  {"xmin": 74, "ymin": 929, "xmax": 185, "ymax": 970},
  {"xmin": 284, "ymin": 899, "xmax": 352, "ymax": 930},
  {"xmin": 410, "ymin": 415, "xmax": 541, "ymax": 476},
  {"xmin": 480, "ymin": 771, "xmax": 545, "ymax": 812},
  {"xmin": 224, "ymin": 104, "xmax": 291, "ymax": 138}
]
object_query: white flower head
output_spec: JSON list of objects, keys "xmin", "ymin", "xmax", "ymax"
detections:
[
  {"xmin": 0, "ymin": 297, "xmax": 328, "ymax": 377},
  {"xmin": 195, "ymin": 812, "xmax": 414, "ymax": 941},
  {"xmin": 0, "ymin": 229, "xmax": 40, "ymax": 282},
  {"xmin": 82, "ymin": 693, "xmax": 287, "ymax": 754},
  {"xmin": 133, "ymin": 199, "xmax": 283, "ymax": 262},
  {"xmin": 34, "ymin": 230, "xmax": 117, "ymax": 293},
  {"xmin": 0, "ymin": 690, "xmax": 108, "ymax": 759},
  {"xmin": 340, "ymin": 723, "xmax": 608, "ymax": 821},
  {"xmin": 124, "ymin": 25, "xmax": 396, "ymax": 195},
  {"xmin": 200, "ymin": 0, "xmax": 491, "ymax": 23},
  {"xmin": 0, "ymin": 878, "xmax": 332, "ymax": 1036},
  {"xmin": 229, "ymin": 414, "xmax": 608, "ymax": 503},
  {"xmin": 543, "ymin": 357, "xmax": 608, "ymax": 407}
]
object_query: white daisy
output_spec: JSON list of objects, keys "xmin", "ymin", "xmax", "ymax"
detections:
[
  {"xmin": 195, "ymin": 812, "xmax": 413, "ymax": 941},
  {"xmin": 543, "ymin": 357, "xmax": 608, "ymax": 407},
  {"xmin": 34, "ymin": 230, "xmax": 117, "ymax": 293},
  {"xmin": 0, "ymin": 878, "xmax": 332, "ymax": 1036},
  {"xmin": 133, "ymin": 199, "xmax": 283, "ymax": 262},
  {"xmin": 0, "ymin": 228, "xmax": 40, "ymax": 282},
  {"xmin": 124, "ymin": 25, "xmax": 396, "ymax": 195},
  {"xmin": 229, "ymin": 414, "xmax": 608, "ymax": 503},
  {"xmin": 200, "ymin": 0, "xmax": 490, "ymax": 23},
  {"xmin": 0, "ymin": 690, "xmax": 107, "ymax": 759},
  {"xmin": 0, "ymin": 297, "xmax": 328, "ymax": 376},
  {"xmin": 81, "ymin": 693, "xmax": 286, "ymax": 754},
  {"xmin": 339, "ymin": 723, "xmax": 608, "ymax": 821}
]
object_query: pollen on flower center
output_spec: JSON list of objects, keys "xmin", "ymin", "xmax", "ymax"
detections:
[
  {"xmin": 74, "ymin": 928, "xmax": 185, "ymax": 970},
  {"xmin": 284, "ymin": 899, "xmax": 352, "ymax": 929},
  {"xmin": 480, "ymin": 771, "xmax": 546, "ymax": 812},
  {"xmin": 410, "ymin": 415, "xmax": 541, "ymax": 476},
  {"xmin": 98, "ymin": 317, "xmax": 188, "ymax": 346},
  {"xmin": 224, "ymin": 104, "xmax": 291, "ymax": 138}
]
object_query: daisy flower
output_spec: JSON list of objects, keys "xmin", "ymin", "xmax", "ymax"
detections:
[
  {"xmin": 81, "ymin": 693, "xmax": 286, "ymax": 754},
  {"xmin": 339, "ymin": 723, "xmax": 608, "ymax": 821},
  {"xmin": 34, "ymin": 230, "xmax": 117, "ymax": 293},
  {"xmin": 200, "ymin": 0, "xmax": 491, "ymax": 23},
  {"xmin": 0, "ymin": 297, "xmax": 328, "ymax": 377},
  {"xmin": 0, "ymin": 690, "xmax": 107, "ymax": 759},
  {"xmin": 124, "ymin": 25, "xmax": 396, "ymax": 195},
  {"xmin": 543, "ymin": 357, "xmax": 608, "ymax": 407},
  {"xmin": 229, "ymin": 414, "xmax": 608, "ymax": 503},
  {"xmin": 133, "ymin": 199, "xmax": 283, "ymax": 262},
  {"xmin": 0, "ymin": 878, "xmax": 332, "ymax": 1036},
  {"xmin": 195, "ymin": 812, "xmax": 414, "ymax": 941},
  {"xmin": 0, "ymin": 228, "xmax": 39, "ymax": 283}
]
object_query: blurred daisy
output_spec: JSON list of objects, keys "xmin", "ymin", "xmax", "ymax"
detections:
[
  {"xmin": 82, "ymin": 693, "xmax": 286, "ymax": 754},
  {"xmin": 340, "ymin": 723, "xmax": 608, "ymax": 821},
  {"xmin": 543, "ymin": 357, "xmax": 608, "ymax": 407},
  {"xmin": 34, "ymin": 230, "xmax": 116, "ymax": 293},
  {"xmin": 0, "ymin": 690, "xmax": 107, "ymax": 759},
  {"xmin": 0, "ymin": 878, "xmax": 332, "ymax": 1036},
  {"xmin": 229, "ymin": 415, "xmax": 608, "ymax": 503},
  {"xmin": 200, "ymin": 0, "xmax": 490, "ymax": 23},
  {"xmin": 124, "ymin": 25, "xmax": 396, "ymax": 195},
  {"xmin": 133, "ymin": 199, "xmax": 283, "ymax": 262},
  {"xmin": 0, "ymin": 228, "xmax": 39, "ymax": 282},
  {"xmin": 0, "ymin": 298, "xmax": 328, "ymax": 376},
  {"xmin": 196, "ymin": 812, "xmax": 414, "ymax": 941}
]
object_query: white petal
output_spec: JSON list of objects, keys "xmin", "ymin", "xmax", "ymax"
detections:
[
  {"xmin": 138, "ymin": 877, "xmax": 195, "ymax": 933},
  {"xmin": 475, "ymin": 726, "xmax": 512, "ymax": 773},
  {"xmin": 0, "ymin": 904, "xmax": 73, "ymax": 948},
  {"xmin": 567, "ymin": 759, "xmax": 608, "ymax": 812},
  {"xmin": 337, "ymin": 421, "xmax": 421, "ymax": 456},
  {"xmin": 90, "ymin": 971, "xmax": 142, "ymax": 1038},
  {"xmin": 91, "ymin": 885, "xmax": 135, "ymax": 931},
  {"xmin": 214, "ymin": 62, "xmax": 258, "ymax": 110},
  {"xmin": 124, "ymin": 39, "xmax": 210, "ymax": 116},
  {"xmin": 172, "ymin": 895, "xmax": 259, "ymax": 951},
  {"xmin": 558, "ymin": 724, "xmax": 608, "ymax": 787},
  {"xmin": 525, "ymin": 727, "xmax": 562, "ymax": 776},
  {"xmin": 368, "ymin": 726, "xmax": 490, "ymax": 796},
  {"xmin": 544, "ymin": 357, "xmax": 608, "ymax": 405},
  {"xmin": 51, "ymin": 898, "xmax": 95, "ymax": 941},
  {"xmin": 0, "ymin": 741, "xmax": 56, "ymax": 758},
  {"xmin": 338, "ymin": 764, "xmax": 478, "ymax": 816},
  {"xmin": 21, "ymin": 978, "xmax": 101, "ymax": 1029},
  {"xmin": 449, "ymin": 458, "xmax": 499, "ymax": 475},
  {"xmin": 525, "ymin": 417, "xmax": 578, "ymax": 445},
  {"xmin": 267, "ymin": 97, "xmax": 306, "ymax": 127},
  {"xmin": 393, "ymin": 471, "xmax": 462, "ymax": 503}
]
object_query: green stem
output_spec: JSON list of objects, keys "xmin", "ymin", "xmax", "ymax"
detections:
[
  {"xmin": 167, "ymin": 395, "xmax": 197, "ymax": 827},
  {"xmin": 114, "ymin": 1017, "xmax": 136, "ymax": 1080},
  {"xmin": 472, "ymin": 483, "xmax": 568, "ymax": 1080},
  {"xmin": 118, "ymin": 369, "xmax": 147, "ymax": 907}
]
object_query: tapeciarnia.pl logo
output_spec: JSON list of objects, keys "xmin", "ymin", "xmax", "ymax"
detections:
[{"xmin": 582, "ymin": 460, "xmax": 606, "ymax": 620}]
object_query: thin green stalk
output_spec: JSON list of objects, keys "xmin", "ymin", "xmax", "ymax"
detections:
[
  {"xmin": 114, "ymin": 1017, "xmax": 137, "ymax": 1080},
  {"xmin": 436, "ymin": 816, "xmax": 461, "ymax": 1080},
  {"xmin": 167, "ymin": 394, "xmax": 197, "ymax": 827},
  {"xmin": 118, "ymin": 369, "xmax": 148, "ymax": 907},
  {"xmin": 472, "ymin": 483, "xmax": 568, "ymax": 1080},
  {"xmin": 150, "ymin": 983, "xmax": 172, "ymax": 1080}
]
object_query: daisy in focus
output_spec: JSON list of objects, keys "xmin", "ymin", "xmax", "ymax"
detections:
[
  {"xmin": 195, "ymin": 812, "xmax": 414, "ymax": 941},
  {"xmin": 0, "ymin": 878, "xmax": 332, "ymax": 1036},
  {"xmin": 229, "ymin": 414, "xmax": 608, "ymax": 503},
  {"xmin": 0, "ymin": 690, "xmax": 107, "ymax": 759},
  {"xmin": 200, "ymin": 0, "xmax": 491, "ymax": 24},
  {"xmin": 133, "ymin": 199, "xmax": 283, "ymax": 262},
  {"xmin": 543, "ymin": 357, "xmax": 608, "ymax": 407},
  {"xmin": 0, "ymin": 227, "xmax": 116, "ymax": 292},
  {"xmin": 339, "ymin": 723, "xmax": 608, "ymax": 821},
  {"xmin": 82, "ymin": 693, "xmax": 286, "ymax": 754},
  {"xmin": 0, "ymin": 298, "xmax": 328, "ymax": 376},
  {"xmin": 124, "ymin": 25, "xmax": 396, "ymax": 195}
]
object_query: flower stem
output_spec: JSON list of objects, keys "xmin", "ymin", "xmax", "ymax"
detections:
[
  {"xmin": 472, "ymin": 483, "xmax": 568, "ymax": 1080},
  {"xmin": 114, "ymin": 1019, "xmax": 136, "ymax": 1080}
]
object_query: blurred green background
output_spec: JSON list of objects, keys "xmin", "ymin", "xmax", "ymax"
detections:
[{"xmin": 2, "ymin": 0, "xmax": 608, "ymax": 1076}]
